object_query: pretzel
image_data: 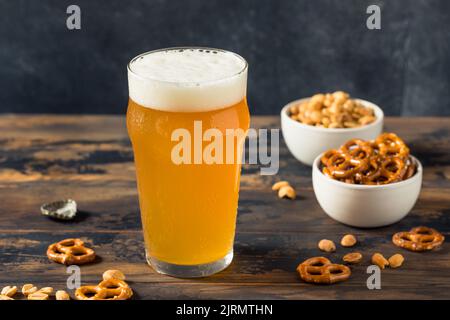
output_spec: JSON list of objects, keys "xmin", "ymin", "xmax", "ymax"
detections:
[
  {"xmin": 356, "ymin": 156, "xmax": 381, "ymax": 184},
  {"xmin": 326, "ymin": 152, "xmax": 369, "ymax": 179},
  {"xmin": 376, "ymin": 133, "xmax": 409, "ymax": 159},
  {"xmin": 75, "ymin": 279, "xmax": 133, "ymax": 300},
  {"xmin": 320, "ymin": 133, "xmax": 416, "ymax": 185},
  {"xmin": 340, "ymin": 139, "xmax": 373, "ymax": 157},
  {"xmin": 296, "ymin": 257, "xmax": 351, "ymax": 284},
  {"xmin": 321, "ymin": 149, "xmax": 341, "ymax": 167},
  {"xmin": 403, "ymin": 158, "xmax": 416, "ymax": 180},
  {"xmin": 47, "ymin": 238, "xmax": 96, "ymax": 265},
  {"xmin": 393, "ymin": 227, "xmax": 445, "ymax": 252}
]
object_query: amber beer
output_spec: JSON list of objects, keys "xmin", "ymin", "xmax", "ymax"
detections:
[{"xmin": 127, "ymin": 48, "xmax": 249, "ymax": 277}]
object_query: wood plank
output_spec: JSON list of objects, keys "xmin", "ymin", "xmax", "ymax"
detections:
[
  {"xmin": 0, "ymin": 231, "xmax": 449, "ymax": 299},
  {"xmin": 0, "ymin": 115, "xmax": 449, "ymax": 299}
]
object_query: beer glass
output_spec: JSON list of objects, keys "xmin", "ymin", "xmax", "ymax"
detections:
[{"xmin": 127, "ymin": 48, "xmax": 249, "ymax": 277}]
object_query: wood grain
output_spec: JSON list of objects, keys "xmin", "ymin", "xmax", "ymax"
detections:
[{"xmin": 0, "ymin": 115, "xmax": 449, "ymax": 299}]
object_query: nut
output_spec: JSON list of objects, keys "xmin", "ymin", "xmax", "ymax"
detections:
[
  {"xmin": 278, "ymin": 186, "xmax": 296, "ymax": 200},
  {"xmin": 28, "ymin": 292, "xmax": 49, "ymax": 300},
  {"xmin": 343, "ymin": 252, "xmax": 363, "ymax": 264},
  {"xmin": 289, "ymin": 105, "xmax": 299, "ymax": 114},
  {"xmin": 318, "ymin": 239, "xmax": 336, "ymax": 252},
  {"xmin": 56, "ymin": 290, "xmax": 70, "ymax": 300},
  {"xmin": 37, "ymin": 287, "xmax": 53, "ymax": 295},
  {"xmin": 1, "ymin": 286, "xmax": 17, "ymax": 297},
  {"xmin": 103, "ymin": 269, "xmax": 126, "ymax": 281},
  {"xmin": 0, "ymin": 294, "xmax": 14, "ymax": 300},
  {"xmin": 22, "ymin": 284, "xmax": 38, "ymax": 296},
  {"xmin": 340, "ymin": 234, "xmax": 357, "ymax": 247},
  {"xmin": 388, "ymin": 254, "xmax": 404, "ymax": 268},
  {"xmin": 371, "ymin": 253, "xmax": 389, "ymax": 269},
  {"xmin": 272, "ymin": 181, "xmax": 290, "ymax": 191},
  {"xmin": 289, "ymin": 91, "xmax": 375, "ymax": 128}
]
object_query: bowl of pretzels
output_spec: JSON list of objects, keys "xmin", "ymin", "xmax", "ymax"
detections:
[
  {"xmin": 281, "ymin": 91, "xmax": 384, "ymax": 165},
  {"xmin": 312, "ymin": 133, "xmax": 423, "ymax": 227}
]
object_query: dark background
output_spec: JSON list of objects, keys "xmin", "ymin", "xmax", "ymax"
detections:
[{"xmin": 1, "ymin": 0, "xmax": 449, "ymax": 116}]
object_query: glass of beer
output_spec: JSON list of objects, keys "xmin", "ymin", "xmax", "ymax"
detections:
[{"xmin": 126, "ymin": 47, "xmax": 249, "ymax": 277}]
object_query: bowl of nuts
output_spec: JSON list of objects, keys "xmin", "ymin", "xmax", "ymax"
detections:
[
  {"xmin": 312, "ymin": 133, "xmax": 423, "ymax": 227},
  {"xmin": 281, "ymin": 91, "xmax": 384, "ymax": 165}
]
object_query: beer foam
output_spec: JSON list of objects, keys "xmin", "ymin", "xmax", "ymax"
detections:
[{"xmin": 128, "ymin": 48, "xmax": 247, "ymax": 112}]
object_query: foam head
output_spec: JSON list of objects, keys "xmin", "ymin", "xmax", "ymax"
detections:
[{"xmin": 128, "ymin": 48, "xmax": 248, "ymax": 112}]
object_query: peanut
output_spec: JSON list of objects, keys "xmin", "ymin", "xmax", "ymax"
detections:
[
  {"xmin": 288, "ymin": 91, "xmax": 375, "ymax": 128},
  {"xmin": 333, "ymin": 91, "xmax": 349, "ymax": 100},
  {"xmin": 28, "ymin": 292, "xmax": 49, "ymax": 300},
  {"xmin": 328, "ymin": 122, "xmax": 341, "ymax": 128},
  {"xmin": 359, "ymin": 115, "xmax": 375, "ymax": 125},
  {"xmin": 278, "ymin": 185, "xmax": 296, "ymax": 200},
  {"xmin": 271, "ymin": 181, "xmax": 290, "ymax": 191},
  {"xmin": 343, "ymin": 100, "xmax": 355, "ymax": 111},
  {"xmin": 103, "ymin": 269, "xmax": 126, "ymax": 281},
  {"xmin": 343, "ymin": 252, "xmax": 363, "ymax": 264},
  {"xmin": 37, "ymin": 287, "xmax": 53, "ymax": 295},
  {"xmin": 310, "ymin": 93, "xmax": 325, "ymax": 104},
  {"xmin": 372, "ymin": 253, "xmax": 389, "ymax": 269},
  {"xmin": 56, "ymin": 290, "xmax": 70, "ymax": 300},
  {"xmin": 388, "ymin": 254, "xmax": 404, "ymax": 268},
  {"xmin": 340, "ymin": 234, "xmax": 357, "ymax": 247},
  {"xmin": 22, "ymin": 284, "xmax": 38, "ymax": 296},
  {"xmin": 344, "ymin": 121, "xmax": 358, "ymax": 128},
  {"xmin": 310, "ymin": 110, "xmax": 322, "ymax": 123},
  {"xmin": 289, "ymin": 105, "xmax": 299, "ymax": 115},
  {"xmin": 1, "ymin": 286, "xmax": 17, "ymax": 298},
  {"xmin": 318, "ymin": 239, "xmax": 336, "ymax": 252}
]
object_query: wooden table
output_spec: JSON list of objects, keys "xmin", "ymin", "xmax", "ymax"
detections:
[{"xmin": 0, "ymin": 115, "xmax": 448, "ymax": 300}]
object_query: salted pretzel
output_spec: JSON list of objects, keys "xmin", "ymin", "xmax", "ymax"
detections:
[
  {"xmin": 321, "ymin": 149, "xmax": 340, "ymax": 166},
  {"xmin": 340, "ymin": 139, "xmax": 374, "ymax": 158},
  {"xmin": 356, "ymin": 156, "xmax": 381, "ymax": 184},
  {"xmin": 404, "ymin": 158, "xmax": 417, "ymax": 180},
  {"xmin": 75, "ymin": 278, "xmax": 133, "ymax": 300},
  {"xmin": 297, "ymin": 257, "xmax": 351, "ymax": 284},
  {"xmin": 47, "ymin": 238, "xmax": 96, "ymax": 265},
  {"xmin": 393, "ymin": 226, "xmax": 445, "ymax": 252},
  {"xmin": 320, "ymin": 133, "xmax": 416, "ymax": 185},
  {"xmin": 326, "ymin": 152, "xmax": 369, "ymax": 179},
  {"xmin": 376, "ymin": 133, "xmax": 409, "ymax": 159}
]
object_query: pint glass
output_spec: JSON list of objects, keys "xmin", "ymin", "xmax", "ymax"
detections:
[{"xmin": 127, "ymin": 48, "xmax": 249, "ymax": 277}]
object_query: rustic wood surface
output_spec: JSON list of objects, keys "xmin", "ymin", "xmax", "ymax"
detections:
[{"xmin": 0, "ymin": 115, "xmax": 448, "ymax": 300}]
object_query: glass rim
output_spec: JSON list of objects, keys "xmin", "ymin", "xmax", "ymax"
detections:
[{"xmin": 127, "ymin": 46, "xmax": 248, "ymax": 86}]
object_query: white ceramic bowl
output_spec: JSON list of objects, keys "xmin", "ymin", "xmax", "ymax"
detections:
[
  {"xmin": 312, "ymin": 155, "xmax": 423, "ymax": 228},
  {"xmin": 281, "ymin": 98, "xmax": 384, "ymax": 166}
]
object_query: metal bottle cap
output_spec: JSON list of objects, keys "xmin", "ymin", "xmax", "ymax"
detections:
[{"xmin": 40, "ymin": 199, "xmax": 77, "ymax": 220}]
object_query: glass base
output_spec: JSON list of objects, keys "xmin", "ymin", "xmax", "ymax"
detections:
[{"xmin": 146, "ymin": 250, "xmax": 233, "ymax": 278}]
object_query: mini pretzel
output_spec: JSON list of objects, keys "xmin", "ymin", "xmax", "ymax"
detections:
[
  {"xmin": 340, "ymin": 139, "xmax": 374, "ymax": 157},
  {"xmin": 297, "ymin": 257, "xmax": 351, "ymax": 284},
  {"xmin": 75, "ymin": 279, "xmax": 133, "ymax": 300},
  {"xmin": 320, "ymin": 133, "xmax": 416, "ymax": 185},
  {"xmin": 376, "ymin": 133, "xmax": 410, "ymax": 159},
  {"xmin": 403, "ymin": 158, "xmax": 416, "ymax": 180},
  {"xmin": 321, "ymin": 149, "xmax": 341, "ymax": 166},
  {"xmin": 357, "ymin": 157, "xmax": 381, "ymax": 184},
  {"xmin": 47, "ymin": 238, "xmax": 95, "ymax": 265},
  {"xmin": 326, "ymin": 153, "xmax": 369, "ymax": 179},
  {"xmin": 393, "ymin": 227, "xmax": 445, "ymax": 252}
]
